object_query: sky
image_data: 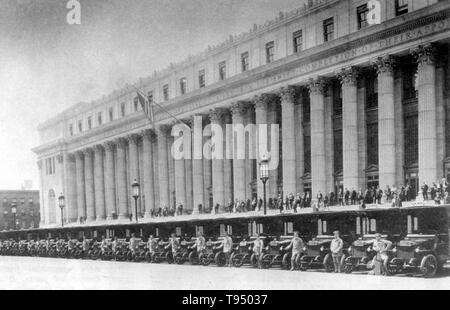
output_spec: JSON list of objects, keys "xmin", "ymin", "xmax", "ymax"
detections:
[{"xmin": 0, "ymin": 0, "xmax": 306, "ymax": 190}]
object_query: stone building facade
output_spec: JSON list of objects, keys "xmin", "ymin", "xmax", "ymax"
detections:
[{"xmin": 33, "ymin": 0, "xmax": 450, "ymax": 227}]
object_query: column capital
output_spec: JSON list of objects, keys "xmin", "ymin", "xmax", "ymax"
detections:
[
  {"xmin": 115, "ymin": 137, "xmax": 128, "ymax": 148},
  {"xmin": 278, "ymin": 86, "xmax": 296, "ymax": 103},
  {"xmin": 156, "ymin": 124, "xmax": 171, "ymax": 137},
  {"xmin": 411, "ymin": 43, "xmax": 437, "ymax": 67},
  {"xmin": 181, "ymin": 118, "xmax": 193, "ymax": 128},
  {"xmin": 307, "ymin": 77, "xmax": 327, "ymax": 95},
  {"xmin": 254, "ymin": 93, "xmax": 277, "ymax": 110},
  {"xmin": 67, "ymin": 153, "xmax": 76, "ymax": 162},
  {"xmin": 141, "ymin": 129, "xmax": 156, "ymax": 141},
  {"xmin": 373, "ymin": 55, "xmax": 396, "ymax": 75},
  {"xmin": 209, "ymin": 108, "xmax": 226, "ymax": 123},
  {"xmin": 337, "ymin": 67, "xmax": 359, "ymax": 85},
  {"xmin": 127, "ymin": 133, "xmax": 141, "ymax": 144},
  {"xmin": 103, "ymin": 141, "xmax": 116, "ymax": 152},
  {"xmin": 230, "ymin": 101, "xmax": 248, "ymax": 116},
  {"xmin": 93, "ymin": 144, "xmax": 104, "ymax": 154},
  {"xmin": 82, "ymin": 147, "xmax": 94, "ymax": 157},
  {"xmin": 74, "ymin": 150, "xmax": 84, "ymax": 159}
]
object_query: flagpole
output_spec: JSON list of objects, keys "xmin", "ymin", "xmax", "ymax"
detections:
[{"xmin": 132, "ymin": 84, "xmax": 189, "ymax": 128}]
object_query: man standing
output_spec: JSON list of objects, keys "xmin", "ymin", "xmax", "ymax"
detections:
[
  {"xmin": 252, "ymin": 233, "xmax": 264, "ymax": 269},
  {"xmin": 330, "ymin": 230, "xmax": 343, "ymax": 273},
  {"xmin": 370, "ymin": 233, "xmax": 392, "ymax": 276},
  {"xmin": 129, "ymin": 233, "xmax": 138, "ymax": 258},
  {"xmin": 195, "ymin": 232, "xmax": 206, "ymax": 255},
  {"xmin": 216, "ymin": 231, "xmax": 233, "ymax": 267},
  {"xmin": 167, "ymin": 233, "xmax": 180, "ymax": 256},
  {"xmin": 284, "ymin": 231, "xmax": 304, "ymax": 271}
]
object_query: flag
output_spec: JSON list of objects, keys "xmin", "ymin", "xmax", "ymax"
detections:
[{"xmin": 136, "ymin": 91, "xmax": 154, "ymax": 124}]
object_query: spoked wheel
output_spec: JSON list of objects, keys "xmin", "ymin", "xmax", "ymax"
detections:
[
  {"xmin": 420, "ymin": 254, "xmax": 438, "ymax": 278},
  {"xmin": 188, "ymin": 251, "xmax": 199, "ymax": 265},
  {"xmin": 199, "ymin": 253, "xmax": 210, "ymax": 266},
  {"xmin": 174, "ymin": 253, "xmax": 185, "ymax": 265},
  {"xmin": 282, "ymin": 253, "xmax": 291, "ymax": 270},
  {"xmin": 342, "ymin": 256, "xmax": 354, "ymax": 274},
  {"xmin": 166, "ymin": 252, "xmax": 174, "ymax": 264},
  {"xmin": 214, "ymin": 252, "xmax": 227, "ymax": 267},
  {"xmin": 261, "ymin": 254, "xmax": 272, "ymax": 269},
  {"xmin": 323, "ymin": 254, "xmax": 334, "ymax": 273},
  {"xmin": 232, "ymin": 254, "xmax": 243, "ymax": 267}
]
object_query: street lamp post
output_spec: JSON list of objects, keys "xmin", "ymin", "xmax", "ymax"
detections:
[
  {"xmin": 131, "ymin": 179, "xmax": 140, "ymax": 223},
  {"xmin": 11, "ymin": 203, "xmax": 17, "ymax": 230},
  {"xmin": 259, "ymin": 155, "xmax": 270, "ymax": 216},
  {"xmin": 58, "ymin": 193, "xmax": 65, "ymax": 227}
]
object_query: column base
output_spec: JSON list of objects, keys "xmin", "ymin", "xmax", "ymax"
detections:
[
  {"xmin": 86, "ymin": 216, "xmax": 96, "ymax": 223},
  {"xmin": 106, "ymin": 215, "xmax": 114, "ymax": 221},
  {"xmin": 144, "ymin": 211, "xmax": 153, "ymax": 218},
  {"xmin": 118, "ymin": 214, "xmax": 129, "ymax": 220},
  {"xmin": 96, "ymin": 216, "xmax": 106, "ymax": 222}
]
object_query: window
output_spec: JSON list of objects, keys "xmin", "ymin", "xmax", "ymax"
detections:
[
  {"xmin": 198, "ymin": 70, "xmax": 206, "ymax": 88},
  {"xmin": 108, "ymin": 107, "xmax": 114, "ymax": 121},
  {"xmin": 120, "ymin": 102, "xmax": 126, "ymax": 117},
  {"xmin": 179, "ymin": 77, "xmax": 187, "ymax": 95},
  {"xmin": 366, "ymin": 73, "xmax": 378, "ymax": 109},
  {"xmin": 323, "ymin": 17, "xmax": 334, "ymax": 42},
  {"xmin": 403, "ymin": 66, "xmax": 418, "ymax": 101},
  {"xmin": 241, "ymin": 52, "xmax": 249, "ymax": 72},
  {"xmin": 147, "ymin": 91, "xmax": 154, "ymax": 104},
  {"xmin": 357, "ymin": 4, "xmax": 369, "ymax": 29},
  {"xmin": 293, "ymin": 30, "xmax": 303, "ymax": 53},
  {"xmin": 69, "ymin": 124, "xmax": 73, "ymax": 136},
  {"xmin": 77, "ymin": 120, "xmax": 82, "ymax": 133},
  {"xmin": 97, "ymin": 112, "xmax": 102, "ymax": 125},
  {"xmin": 133, "ymin": 97, "xmax": 139, "ymax": 112},
  {"xmin": 163, "ymin": 84, "xmax": 169, "ymax": 101},
  {"xmin": 87, "ymin": 116, "xmax": 92, "ymax": 130},
  {"xmin": 395, "ymin": 0, "xmax": 408, "ymax": 16},
  {"xmin": 218, "ymin": 61, "xmax": 226, "ymax": 81},
  {"xmin": 266, "ymin": 41, "xmax": 275, "ymax": 63}
]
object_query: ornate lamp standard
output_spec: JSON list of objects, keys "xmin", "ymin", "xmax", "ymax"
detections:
[
  {"xmin": 131, "ymin": 179, "xmax": 140, "ymax": 223},
  {"xmin": 11, "ymin": 203, "xmax": 17, "ymax": 230},
  {"xmin": 259, "ymin": 155, "xmax": 270, "ymax": 216},
  {"xmin": 58, "ymin": 193, "xmax": 65, "ymax": 227}
]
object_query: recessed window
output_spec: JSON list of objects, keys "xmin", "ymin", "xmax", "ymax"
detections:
[
  {"xmin": 266, "ymin": 41, "xmax": 275, "ymax": 63},
  {"xmin": 241, "ymin": 52, "xmax": 249, "ymax": 72},
  {"xmin": 218, "ymin": 61, "xmax": 226, "ymax": 81},
  {"xmin": 198, "ymin": 70, "xmax": 206, "ymax": 88},
  {"xmin": 147, "ymin": 91, "xmax": 154, "ymax": 103},
  {"xmin": 163, "ymin": 84, "xmax": 169, "ymax": 101},
  {"xmin": 357, "ymin": 4, "xmax": 369, "ymax": 29},
  {"xmin": 395, "ymin": 0, "xmax": 408, "ymax": 16},
  {"xmin": 120, "ymin": 102, "xmax": 126, "ymax": 117},
  {"xmin": 323, "ymin": 17, "xmax": 334, "ymax": 42},
  {"xmin": 97, "ymin": 112, "xmax": 102, "ymax": 126},
  {"xmin": 77, "ymin": 120, "xmax": 83, "ymax": 133},
  {"xmin": 293, "ymin": 30, "xmax": 303, "ymax": 53},
  {"xmin": 133, "ymin": 97, "xmax": 139, "ymax": 112},
  {"xmin": 87, "ymin": 116, "xmax": 92, "ymax": 130},
  {"xmin": 179, "ymin": 77, "xmax": 187, "ymax": 95},
  {"xmin": 69, "ymin": 124, "xmax": 74, "ymax": 136},
  {"xmin": 109, "ymin": 107, "xmax": 114, "ymax": 121}
]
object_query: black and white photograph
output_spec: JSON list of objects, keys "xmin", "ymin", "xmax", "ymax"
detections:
[{"xmin": 0, "ymin": 0, "xmax": 450, "ymax": 295}]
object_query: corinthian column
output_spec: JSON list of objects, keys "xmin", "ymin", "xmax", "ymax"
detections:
[
  {"xmin": 142, "ymin": 129, "xmax": 155, "ymax": 217},
  {"xmin": 308, "ymin": 78, "xmax": 327, "ymax": 197},
  {"xmin": 374, "ymin": 55, "xmax": 396, "ymax": 189},
  {"xmin": 116, "ymin": 137, "xmax": 129, "ymax": 219},
  {"xmin": 192, "ymin": 115, "xmax": 204, "ymax": 214},
  {"xmin": 83, "ymin": 148, "xmax": 96, "ymax": 222},
  {"xmin": 254, "ymin": 94, "xmax": 269, "ymax": 199},
  {"xmin": 231, "ymin": 102, "xmax": 247, "ymax": 202},
  {"xmin": 94, "ymin": 145, "xmax": 105, "ymax": 221},
  {"xmin": 157, "ymin": 125, "xmax": 171, "ymax": 209},
  {"xmin": 173, "ymin": 122, "xmax": 186, "ymax": 211},
  {"xmin": 128, "ymin": 133, "xmax": 141, "ymax": 216},
  {"xmin": 103, "ymin": 141, "xmax": 116, "ymax": 220},
  {"xmin": 412, "ymin": 44, "xmax": 438, "ymax": 185},
  {"xmin": 280, "ymin": 86, "xmax": 297, "ymax": 198},
  {"xmin": 223, "ymin": 111, "xmax": 233, "ymax": 205},
  {"xmin": 75, "ymin": 151, "xmax": 86, "ymax": 221},
  {"xmin": 210, "ymin": 109, "xmax": 225, "ymax": 209},
  {"xmin": 66, "ymin": 154, "xmax": 78, "ymax": 223},
  {"xmin": 338, "ymin": 67, "xmax": 360, "ymax": 191}
]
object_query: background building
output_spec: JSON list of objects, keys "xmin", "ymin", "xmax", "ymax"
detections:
[
  {"xmin": 33, "ymin": 0, "xmax": 450, "ymax": 227},
  {"xmin": 0, "ymin": 190, "xmax": 40, "ymax": 230}
]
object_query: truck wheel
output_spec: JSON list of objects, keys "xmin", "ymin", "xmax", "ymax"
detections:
[
  {"xmin": 420, "ymin": 254, "xmax": 437, "ymax": 278},
  {"xmin": 232, "ymin": 254, "xmax": 243, "ymax": 267},
  {"xmin": 188, "ymin": 252, "xmax": 198, "ymax": 265},
  {"xmin": 261, "ymin": 255, "xmax": 271, "ymax": 269},
  {"xmin": 166, "ymin": 252, "xmax": 174, "ymax": 264},
  {"xmin": 342, "ymin": 256, "xmax": 353, "ymax": 274},
  {"xmin": 214, "ymin": 252, "xmax": 226, "ymax": 267},
  {"xmin": 323, "ymin": 254, "xmax": 334, "ymax": 273}
]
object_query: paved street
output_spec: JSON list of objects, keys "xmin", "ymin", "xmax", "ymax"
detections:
[{"xmin": 0, "ymin": 256, "xmax": 448, "ymax": 290}]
